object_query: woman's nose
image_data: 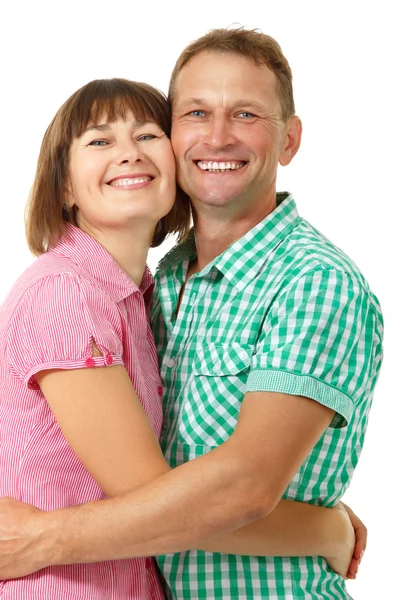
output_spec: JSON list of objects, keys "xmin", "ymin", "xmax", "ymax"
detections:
[{"xmin": 113, "ymin": 141, "xmax": 143, "ymax": 165}]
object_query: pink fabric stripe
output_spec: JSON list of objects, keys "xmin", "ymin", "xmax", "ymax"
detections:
[{"xmin": 0, "ymin": 225, "xmax": 164, "ymax": 599}]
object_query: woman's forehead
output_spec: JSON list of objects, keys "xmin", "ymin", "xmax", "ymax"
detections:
[{"xmin": 74, "ymin": 97, "xmax": 160, "ymax": 136}]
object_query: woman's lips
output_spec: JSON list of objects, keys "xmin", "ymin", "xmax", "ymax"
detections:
[{"xmin": 107, "ymin": 174, "xmax": 154, "ymax": 189}]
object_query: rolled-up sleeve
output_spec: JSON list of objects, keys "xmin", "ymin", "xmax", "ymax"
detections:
[{"xmin": 246, "ymin": 268, "xmax": 382, "ymax": 427}]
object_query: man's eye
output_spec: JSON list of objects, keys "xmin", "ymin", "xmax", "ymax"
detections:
[
  {"xmin": 88, "ymin": 139, "xmax": 109, "ymax": 146},
  {"xmin": 137, "ymin": 134, "xmax": 157, "ymax": 141},
  {"xmin": 189, "ymin": 110, "xmax": 206, "ymax": 117},
  {"xmin": 237, "ymin": 111, "xmax": 256, "ymax": 118}
]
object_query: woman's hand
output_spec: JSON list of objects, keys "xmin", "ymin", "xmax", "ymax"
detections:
[
  {"xmin": 325, "ymin": 502, "xmax": 366, "ymax": 579},
  {"xmin": 342, "ymin": 502, "xmax": 366, "ymax": 579}
]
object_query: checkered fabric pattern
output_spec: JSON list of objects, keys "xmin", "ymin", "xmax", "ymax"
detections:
[{"xmin": 152, "ymin": 194, "xmax": 383, "ymax": 599}]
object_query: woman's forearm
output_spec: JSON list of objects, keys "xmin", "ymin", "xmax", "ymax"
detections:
[{"xmin": 198, "ymin": 499, "xmax": 347, "ymax": 558}]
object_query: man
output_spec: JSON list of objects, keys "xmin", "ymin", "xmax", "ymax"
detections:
[{"xmin": 0, "ymin": 28, "xmax": 381, "ymax": 599}]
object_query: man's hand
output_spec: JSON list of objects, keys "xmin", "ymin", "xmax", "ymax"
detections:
[
  {"xmin": 324, "ymin": 502, "xmax": 366, "ymax": 579},
  {"xmin": 0, "ymin": 497, "xmax": 50, "ymax": 579}
]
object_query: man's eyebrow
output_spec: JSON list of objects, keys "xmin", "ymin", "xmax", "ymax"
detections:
[
  {"xmin": 231, "ymin": 100, "xmax": 269, "ymax": 112},
  {"xmin": 175, "ymin": 98, "xmax": 208, "ymax": 109},
  {"xmin": 175, "ymin": 98, "xmax": 270, "ymax": 113},
  {"xmin": 83, "ymin": 120, "xmax": 153, "ymax": 133}
]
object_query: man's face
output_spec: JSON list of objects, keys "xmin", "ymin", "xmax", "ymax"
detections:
[{"xmin": 171, "ymin": 51, "xmax": 293, "ymax": 216}]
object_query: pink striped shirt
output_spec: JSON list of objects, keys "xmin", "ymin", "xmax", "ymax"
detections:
[{"xmin": 0, "ymin": 223, "xmax": 165, "ymax": 599}]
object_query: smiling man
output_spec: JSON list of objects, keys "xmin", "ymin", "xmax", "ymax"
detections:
[
  {"xmin": 152, "ymin": 29, "xmax": 383, "ymax": 599},
  {"xmin": 0, "ymin": 28, "xmax": 383, "ymax": 600}
]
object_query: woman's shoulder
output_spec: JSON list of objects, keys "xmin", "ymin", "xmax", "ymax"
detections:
[
  {"xmin": 1, "ymin": 252, "xmax": 116, "ymax": 324},
  {"xmin": 2, "ymin": 253, "xmax": 82, "ymax": 308},
  {"xmin": 1, "ymin": 252, "xmax": 124, "ymax": 356}
]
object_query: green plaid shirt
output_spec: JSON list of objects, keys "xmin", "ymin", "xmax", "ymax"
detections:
[{"xmin": 152, "ymin": 193, "xmax": 383, "ymax": 600}]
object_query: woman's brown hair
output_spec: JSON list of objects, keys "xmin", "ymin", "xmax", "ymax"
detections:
[{"xmin": 26, "ymin": 78, "xmax": 191, "ymax": 256}]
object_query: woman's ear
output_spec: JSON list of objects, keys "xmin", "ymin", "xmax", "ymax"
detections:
[{"xmin": 64, "ymin": 178, "xmax": 76, "ymax": 211}]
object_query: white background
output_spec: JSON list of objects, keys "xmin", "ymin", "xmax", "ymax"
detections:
[{"xmin": 0, "ymin": 1, "xmax": 397, "ymax": 598}]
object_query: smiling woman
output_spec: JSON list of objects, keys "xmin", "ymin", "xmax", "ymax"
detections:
[
  {"xmin": 67, "ymin": 115, "xmax": 176, "ymax": 242},
  {"xmin": 0, "ymin": 77, "xmax": 191, "ymax": 600},
  {"xmin": 26, "ymin": 78, "xmax": 190, "ymax": 256}
]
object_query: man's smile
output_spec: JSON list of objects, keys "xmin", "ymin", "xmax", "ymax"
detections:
[{"xmin": 194, "ymin": 160, "xmax": 247, "ymax": 172}]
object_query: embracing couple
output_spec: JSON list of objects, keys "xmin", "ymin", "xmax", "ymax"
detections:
[{"xmin": 0, "ymin": 27, "xmax": 383, "ymax": 600}]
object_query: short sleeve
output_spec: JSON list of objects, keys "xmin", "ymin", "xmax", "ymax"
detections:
[
  {"xmin": 5, "ymin": 273, "xmax": 124, "ymax": 389},
  {"xmin": 246, "ymin": 268, "xmax": 382, "ymax": 427}
]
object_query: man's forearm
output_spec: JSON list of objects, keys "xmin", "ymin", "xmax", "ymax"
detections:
[{"xmin": 46, "ymin": 441, "xmax": 274, "ymax": 566}]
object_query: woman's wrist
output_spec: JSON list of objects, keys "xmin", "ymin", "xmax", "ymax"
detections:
[{"xmin": 323, "ymin": 503, "xmax": 355, "ymax": 559}]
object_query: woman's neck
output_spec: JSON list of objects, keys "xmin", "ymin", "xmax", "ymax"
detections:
[{"xmin": 77, "ymin": 218, "xmax": 155, "ymax": 287}]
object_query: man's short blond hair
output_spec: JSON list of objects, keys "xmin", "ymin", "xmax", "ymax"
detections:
[{"xmin": 169, "ymin": 27, "xmax": 295, "ymax": 122}]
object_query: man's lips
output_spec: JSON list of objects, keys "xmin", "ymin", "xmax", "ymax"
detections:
[
  {"xmin": 106, "ymin": 173, "xmax": 154, "ymax": 187},
  {"xmin": 194, "ymin": 160, "xmax": 247, "ymax": 172}
]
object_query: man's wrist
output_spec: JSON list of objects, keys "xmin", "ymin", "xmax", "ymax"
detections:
[{"xmin": 35, "ymin": 508, "xmax": 76, "ymax": 569}]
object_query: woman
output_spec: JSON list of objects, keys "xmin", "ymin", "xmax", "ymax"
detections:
[{"xmin": 0, "ymin": 78, "xmax": 362, "ymax": 599}]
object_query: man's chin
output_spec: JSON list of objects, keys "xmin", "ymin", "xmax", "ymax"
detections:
[
  {"xmin": 188, "ymin": 184, "xmax": 245, "ymax": 206},
  {"xmin": 190, "ymin": 194, "xmax": 239, "ymax": 209}
]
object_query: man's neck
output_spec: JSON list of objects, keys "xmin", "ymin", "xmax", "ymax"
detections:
[{"xmin": 192, "ymin": 197, "xmax": 277, "ymax": 272}]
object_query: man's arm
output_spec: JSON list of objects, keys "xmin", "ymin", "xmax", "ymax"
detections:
[{"xmin": 0, "ymin": 390, "xmax": 338, "ymax": 576}]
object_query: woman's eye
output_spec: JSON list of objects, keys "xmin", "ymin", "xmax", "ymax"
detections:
[
  {"xmin": 88, "ymin": 139, "xmax": 109, "ymax": 146},
  {"xmin": 137, "ymin": 134, "xmax": 157, "ymax": 141}
]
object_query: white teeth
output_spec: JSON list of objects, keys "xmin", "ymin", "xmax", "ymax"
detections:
[
  {"xmin": 110, "ymin": 177, "xmax": 151, "ymax": 186},
  {"xmin": 196, "ymin": 161, "xmax": 245, "ymax": 172}
]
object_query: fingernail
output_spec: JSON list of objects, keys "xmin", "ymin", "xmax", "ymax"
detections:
[{"xmin": 360, "ymin": 550, "xmax": 364, "ymax": 560}]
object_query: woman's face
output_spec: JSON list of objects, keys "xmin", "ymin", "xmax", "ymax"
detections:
[{"xmin": 67, "ymin": 111, "xmax": 176, "ymax": 230}]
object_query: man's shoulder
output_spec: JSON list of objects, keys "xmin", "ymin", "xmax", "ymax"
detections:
[{"xmin": 280, "ymin": 217, "xmax": 372, "ymax": 293}]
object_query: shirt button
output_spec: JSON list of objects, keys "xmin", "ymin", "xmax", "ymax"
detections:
[
  {"xmin": 192, "ymin": 293, "xmax": 197, "ymax": 300},
  {"xmin": 105, "ymin": 354, "xmax": 113, "ymax": 366},
  {"xmin": 165, "ymin": 357, "xmax": 175, "ymax": 368},
  {"xmin": 157, "ymin": 385, "xmax": 163, "ymax": 396},
  {"xmin": 85, "ymin": 357, "xmax": 95, "ymax": 368},
  {"xmin": 145, "ymin": 557, "xmax": 152, "ymax": 569}
]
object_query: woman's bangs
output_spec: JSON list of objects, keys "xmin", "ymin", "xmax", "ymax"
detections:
[{"xmin": 69, "ymin": 81, "xmax": 169, "ymax": 138}]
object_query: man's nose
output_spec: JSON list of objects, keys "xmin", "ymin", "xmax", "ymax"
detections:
[{"xmin": 203, "ymin": 116, "xmax": 236, "ymax": 148}]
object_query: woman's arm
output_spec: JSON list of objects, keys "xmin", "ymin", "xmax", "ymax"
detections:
[
  {"xmin": 200, "ymin": 499, "xmax": 356, "ymax": 578},
  {"xmin": 36, "ymin": 361, "xmax": 171, "ymax": 498},
  {"xmin": 36, "ymin": 360, "xmax": 356, "ymax": 578}
]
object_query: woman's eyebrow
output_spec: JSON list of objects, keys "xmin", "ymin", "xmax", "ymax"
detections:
[
  {"xmin": 84, "ymin": 120, "xmax": 154, "ymax": 134},
  {"xmin": 85, "ymin": 124, "xmax": 111, "ymax": 132}
]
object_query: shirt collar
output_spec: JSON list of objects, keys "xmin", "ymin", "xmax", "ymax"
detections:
[
  {"xmin": 50, "ymin": 223, "xmax": 154, "ymax": 303},
  {"xmin": 157, "ymin": 193, "xmax": 300, "ymax": 290}
]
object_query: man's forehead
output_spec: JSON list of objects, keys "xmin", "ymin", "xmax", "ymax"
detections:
[{"xmin": 172, "ymin": 52, "xmax": 279, "ymax": 108}]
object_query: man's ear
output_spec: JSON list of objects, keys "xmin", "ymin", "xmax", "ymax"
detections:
[{"xmin": 279, "ymin": 116, "xmax": 302, "ymax": 166}]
